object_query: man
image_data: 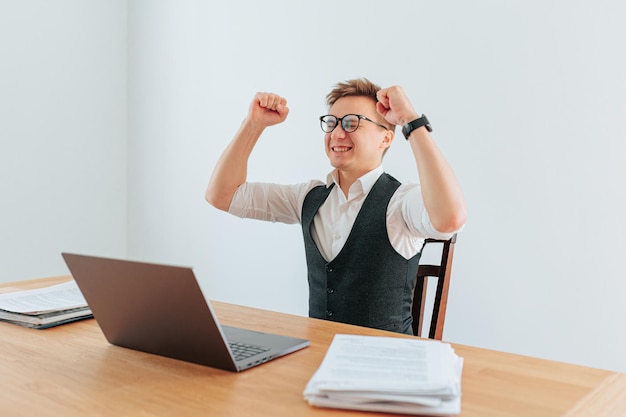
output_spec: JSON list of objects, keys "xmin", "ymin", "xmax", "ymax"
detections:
[{"xmin": 206, "ymin": 78, "xmax": 466, "ymax": 335}]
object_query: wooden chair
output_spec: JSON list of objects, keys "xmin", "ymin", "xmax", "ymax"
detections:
[{"xmin": 411, "ymin": 234, "xmax": 457, "ymax": 340}]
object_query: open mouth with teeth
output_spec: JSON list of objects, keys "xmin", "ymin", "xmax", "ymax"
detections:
[{"xmin": 331, "ymin": 146, "xmax": 352, "ymax": 152}]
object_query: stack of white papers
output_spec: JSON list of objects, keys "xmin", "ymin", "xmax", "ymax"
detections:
[
  {"xmin": 303, "ymin": 334, "xmax": 463, "ymax": 416},
  {"xmin": 0, "ymin": 280, "xmax": 92, "ymax": 329}
]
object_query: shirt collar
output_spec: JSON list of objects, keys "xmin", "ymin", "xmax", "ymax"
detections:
[{"xmin": 325, "ymin": 165, "xmax": 384, "ymax": 196}]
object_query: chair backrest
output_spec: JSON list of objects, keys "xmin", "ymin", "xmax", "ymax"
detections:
[{"xmin": 411, "ymin": 234, "xmax": 457, "ymax": 340}]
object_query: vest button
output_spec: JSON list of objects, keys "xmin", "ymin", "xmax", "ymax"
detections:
[
  {"xmin": 326, "ymin": 265, "xmax": 334, "ymax": 273},
  {"xmin": 326, "ymin": 287, "xmax": 334, "ymax": 294},
  {"xmin": 325, "ymin": 310, "xmax": 333, "ymax": 317}
]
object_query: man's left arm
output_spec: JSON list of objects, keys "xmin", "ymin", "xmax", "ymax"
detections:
[{"xmin": 376, "ymin": 86, "xmax": 467, "ymax": 233}]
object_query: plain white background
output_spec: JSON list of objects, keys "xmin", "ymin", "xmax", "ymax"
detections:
[{"xmin": 2, "ymin": 1, "xmax": 625, "ymax": 373}]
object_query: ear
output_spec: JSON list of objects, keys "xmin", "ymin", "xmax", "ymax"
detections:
[{"xmin": 380, "ymin": 129, "xmax": 394, "ymax": 149}]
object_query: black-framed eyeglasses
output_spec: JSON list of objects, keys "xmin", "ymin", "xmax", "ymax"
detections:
[{"xmin": 319, "ymin": 114, "xmax": 389, "ymax": 133}]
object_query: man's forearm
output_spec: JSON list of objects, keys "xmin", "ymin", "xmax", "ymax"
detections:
[
  {"xmin": 205, "ymin": 121, "xmax": 265, "ymax": 211},
  {"xmin": 407, "ymin": 127, "xmax": 467, "ymax": 233}
]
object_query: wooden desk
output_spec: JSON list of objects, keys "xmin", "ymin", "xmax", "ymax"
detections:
[{"xmin": 1, "ymin": 276, "xmax": 625, "ymax": 416}]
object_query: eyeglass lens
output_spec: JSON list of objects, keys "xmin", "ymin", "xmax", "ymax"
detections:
[{"xmin": 320, "ymin": 115, "xmax": 361, "ymax": 133}]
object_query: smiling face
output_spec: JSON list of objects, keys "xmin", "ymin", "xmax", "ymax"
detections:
[{"xmin": 324, "ymin": 96, "xmax": 393, "ymax": 183}]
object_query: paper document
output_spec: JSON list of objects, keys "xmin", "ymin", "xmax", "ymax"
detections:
[
  {"xmin": 0, "ymin": 280, "xmax": 87, "ymax": 314},
  {"xmin": 0, "ymin": 280, "xmax": 92, "ymax": 329},
  {"xmin": 304, "ymin": 334, "xmax": 463, "ymax": 416}
]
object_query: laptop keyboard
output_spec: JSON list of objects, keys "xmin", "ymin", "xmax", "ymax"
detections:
[{"xmin": 229, "ymin": 341, "xmax": 271, "ymax": 361}]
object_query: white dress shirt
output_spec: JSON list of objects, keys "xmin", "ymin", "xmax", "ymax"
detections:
[{"xmin": 228, "ymin": 166, "xmax": 457, "ymax": 261}]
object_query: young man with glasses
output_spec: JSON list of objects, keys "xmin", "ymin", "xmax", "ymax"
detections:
[{"xmin": 206, "ymin": 78, "xmax": 466, "ymax": 335}]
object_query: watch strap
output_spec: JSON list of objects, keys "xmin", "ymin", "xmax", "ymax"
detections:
[{"xmin": 402, "ymin": 115, "xmax": 432, "ymax": 140}]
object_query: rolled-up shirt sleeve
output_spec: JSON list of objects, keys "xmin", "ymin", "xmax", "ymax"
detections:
[
  {"xmin": 393, "ymin": 183, "xmax": 462, "ymax": 241},
  {"xmin": 228, "ymin": 180, "xmax": 323, "ymax": 224}
]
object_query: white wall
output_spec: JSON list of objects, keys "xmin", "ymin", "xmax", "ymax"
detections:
[
  {"xmin": 3, "ymin": 0, "xmax": 626, "ymax": 375},
  {"xmin": 127, "ymin": 0, "xmax": 626, "ymax": 374},
  {"xmin": 0, "ymin": 1, "xmax": 128, "ymax": 282}
]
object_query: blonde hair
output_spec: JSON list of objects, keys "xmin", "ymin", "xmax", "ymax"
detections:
[{"xmin": 325, "ymin": 78, "xmax": 381, "ymax": 107}]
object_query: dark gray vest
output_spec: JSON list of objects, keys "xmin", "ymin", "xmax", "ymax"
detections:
[{"xmin": 301, "ymin": 173, "xmax": 421, "ymax": 335}]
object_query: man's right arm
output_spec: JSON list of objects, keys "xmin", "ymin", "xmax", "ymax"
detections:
[{"xmin": 205, "ymin": 92, "xmax": 289, "ymax": 211}]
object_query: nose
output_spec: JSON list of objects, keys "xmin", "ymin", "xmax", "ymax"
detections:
[{"xmin": 330, "ymin": 123, "xmax": 347, "ymax": 140}]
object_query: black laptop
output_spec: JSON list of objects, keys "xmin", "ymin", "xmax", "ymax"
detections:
[{"xmin": 61, "ymin": 253, "xmax": 309, "ymax": 372}]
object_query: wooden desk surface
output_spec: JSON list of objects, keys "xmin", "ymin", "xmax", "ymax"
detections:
[{"xmin": 1, "ymin": 276, "xmax": 625, "ymax": 417}]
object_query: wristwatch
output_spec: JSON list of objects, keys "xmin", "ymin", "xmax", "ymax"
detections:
[{"xmin": 402, "ymin": 115, "xmax": 432, "ymax": 140}]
